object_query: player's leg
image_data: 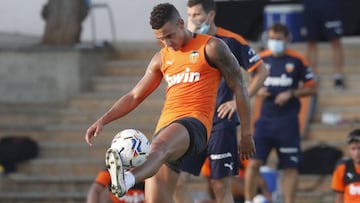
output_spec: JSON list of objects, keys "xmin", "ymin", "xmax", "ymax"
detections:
[
  {"xmin": 140, "ymin": 117, "xmax": 208, "ymax": 202},
  {"xmin": 145, "ymin": 163, "xmax": 180, "ymax": 203},
  {"xmin": 231, "ymin": 175, "xmax": 245, "ymax": 201},
  {"xmin": 282, "ymin": 168, "xmax": 299, "ymax": 203},
  {"xmin": 132, "ymin": 122, "xmax": 191, "ymax": 182},
  {"xmin": 107, "ymin": 116, "xmax": 207, "ymax": 201},
  {"xmin": 210, "ymin": 177, "xmax": 233, "ymax": 203},
  {"xmin": 275, "ymin": 115, "xmax": 301, "ymax": 203},
  {"xmin": 173, "ymin": 171, "xmax": 194, "ymax": 203},
  {"xmin": 331, "ymin": 37, "xmax": 344, "ymax": 77},
  {"xmin": 139, "ymin": 123, "xmax": 191, "ymax": 202},
  {"xmin": 174, "ymin": 148, "xmax": 207, "ymax": 203},
  {"xmin": 306, "ymin": 42, "xmax": 318, "ymax": 74},
  {"xmin": 244, "ymin": 159, "xmax": 263, "ymax": 202},
  {"xmin": 105, "ymin": 122, "xmax": 190, "ymax": 199},
  {"xmin": 321, "ymin": 0, "xmax": 345, "ymax": 88},
  {"xmin": 244, "ymin": 118, "xmax": 272, "ymax": 202},
  {"xmin": 303, "ymin": 1, "xmax": 321, "ymax": 74},
  {"xmin": 207, "ymin": 126, "xmax": 239, "ymax": 203}
]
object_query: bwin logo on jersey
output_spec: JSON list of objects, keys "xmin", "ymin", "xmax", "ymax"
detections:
[
  {"xmin": 264, "ymin": 74, "xmax": 293, "ymax": 87},
  {"xmin": 349, "ymin": 184, "xmax": 360, "ymax": 195},
  {"xmin": 190, "ymin": 51, "xmax": 200, "ymax": 64},
  {"xmin": 165, "ymin": 67, "xmax": 200, "ymax": 88}
]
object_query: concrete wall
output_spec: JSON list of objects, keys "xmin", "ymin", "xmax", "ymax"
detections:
[{"xmin": 0, "ymin": 47, "xmax": 113, "ymax": 103}]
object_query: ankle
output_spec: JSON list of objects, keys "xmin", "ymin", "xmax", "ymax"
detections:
[{"xmin": 124, "ymin": 171, "xmax": 135, "ymax": 191}]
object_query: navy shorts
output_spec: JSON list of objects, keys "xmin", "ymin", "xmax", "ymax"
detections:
[
  {"xmin": 303, "ymin": 0, "xmax": 343, "ymax": 41},
  {"xmin": 181, "ymin": 125, "xmax": 239, "ymax": 179},
  {"xmin": 153, "ymin": 117, "xmax": 207, "ymax": 173},
  {"xmin": 252, "ymin": 115, "xmax": 301, "ymax": 169}
]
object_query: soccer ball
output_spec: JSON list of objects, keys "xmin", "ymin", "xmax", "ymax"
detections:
[
  {"xmin": 253, "ymin": 194, "xmax": 269, "ymax": 203},
  {"xmin": 110, "ymin": 129, "xmax": 150, "ymax": 169}
]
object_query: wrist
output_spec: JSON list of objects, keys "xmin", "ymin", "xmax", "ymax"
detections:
[{"xmin": 289, "ymin": 89, "xmax": 295, "ymax": 98}]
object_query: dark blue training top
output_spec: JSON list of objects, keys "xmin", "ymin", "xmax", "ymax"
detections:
[{"xmin": 259, "ymin": 49, "xmax": 315, "ymax": 118}]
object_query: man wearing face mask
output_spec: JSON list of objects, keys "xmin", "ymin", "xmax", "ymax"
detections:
[
  {"xmin": 173, "ymin": 0, "xmax": 269, "ymax": 203},
  {"xmin": 244, "ymin": 23, "xmax": 317, "ymax": 203}
]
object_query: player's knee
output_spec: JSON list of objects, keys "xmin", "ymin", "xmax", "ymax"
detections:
[
  {"xmin": 211, "ymin": 179, "xmax": 230, "ymax": 197},
  {"xmin": 247, "ymin": 160, "xmax": 262, "ymax": 171},
  {"xmin": 149, "ymin": 141, "xmax": 172, "ymax": 162},
  {"xmin": 174, "ymin": 182, "xmax": 187, "ymax": 197}
]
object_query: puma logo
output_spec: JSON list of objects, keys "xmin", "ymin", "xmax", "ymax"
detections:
[
  {"xmin": 224, "ymin": 162, "xmax": 233, "ymax": 170},
  {"xmin": 347, "ymin": 172, "xmax": 354, "ymax": 179}
]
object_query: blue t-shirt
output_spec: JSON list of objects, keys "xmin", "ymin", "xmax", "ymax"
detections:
[{"xmin": 259, "ymin": 49, "xmax": 315, "ymax": 118}]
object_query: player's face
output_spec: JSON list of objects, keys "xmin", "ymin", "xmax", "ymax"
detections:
[
  {"xmin": 153, "ymin": 19, "xmax": 185, "ymax": 51},
  {"xmin": 348, "ymin": 142, "xmax": 360, "ymax": 164},
  {"xmin": 187, "ymin": 4, "xmax": 208, "ymax": 32},
  {"xmin": 267, "ymin": 30, "xmax": 288, "ymax": 55}
]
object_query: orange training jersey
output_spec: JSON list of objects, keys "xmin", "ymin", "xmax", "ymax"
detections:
[
  {"xmin": 95, "ymin": 170, "xmax": 145, "ymax": 203},
  {"xmin": 332, "ymin": 159, "xmax": 360, "ymax": 203},
  {"xmin": 155, "ymin": 34, "xmax": 221, "ymax": 136}
]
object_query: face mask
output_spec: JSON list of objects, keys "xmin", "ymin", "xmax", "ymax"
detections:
[
  {"xmin": 195, "ymin": 23, "xmax": 210, "ymax": 34},
  {"xmin": 267, "ymin": 39, "xmax": 285, "ymax": 55},
  {"xmin": 191, "ymin": 14, "xmax": 210, "ymax": 34}
]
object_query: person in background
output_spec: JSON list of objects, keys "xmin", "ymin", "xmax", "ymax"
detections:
[
  {"xmin": 244, "ymin": 23, "xmax": 317, "ymax": 203},
  {"xmin": 85, "ymin": 3, "xmax": 255, "ymax": 202},
  {"xmin": 303, "ymin": 0, "xmax": 345, "ymax": 89},
  {"xmin": 87, "ymin": 167, "xmax": 145, "ymax": 203},
  {"xmin": 173, "ymin": 0, "xmax": 268, "ymax": 203},
  {"xmin": 332, "ymin": 129, "xmax": 360, "ymax": 203},
  {"xmin": 199, "ymin": 158, "xmax": 271, "ymax": 203}
]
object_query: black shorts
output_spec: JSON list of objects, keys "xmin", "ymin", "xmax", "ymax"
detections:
[
  {"xmin": 181, "ymin": 125, "xmax": 239, "ymax": 179},
  {"xmin": 153, "ymin": 117, "xmax": 207, "ymax": 173}
]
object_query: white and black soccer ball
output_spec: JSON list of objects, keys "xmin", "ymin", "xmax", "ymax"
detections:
[
  {"xmin": 110, "ymin": 129, "xmax": 150, "ymax": 169},
  {"xmin": 253, "ymin": 194, "xmax": 269, "ymax": 203}
]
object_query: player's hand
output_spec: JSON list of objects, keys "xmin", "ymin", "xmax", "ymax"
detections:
[
  {"xmin": 217, "ymin": 100, "xmax": 236, "ymax": 120},
  {"xmin": 274, "ymin": 90, "xmax": 292, "ymax": 106},
  {"xmin": 85, "ymin": 119, "xmax": 104, "ymax": 146},
  {"xmin": 257, "ymin": 87, "xmax": 271, "ymax": 98},
  {"xmin": 238, "ymin": 133, "xmax": 255, "ymax": 160}
]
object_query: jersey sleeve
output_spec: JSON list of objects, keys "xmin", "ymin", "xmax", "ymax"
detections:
[
  {"xmin": 94, "ymin": 169, "xmax": 111, "ymax": 187},
  {"xmin": 220, "ymin": 37, "xmax": 262, "ymax": 72},
  {"xmin": 285, "ymin": 49, "xmax": 315, "ymax": 86},
  {"xmin": 299, "ymin": 59, "xmax": 316, "ymax": 86},
  {"xmin": 332, "ymin": 163, "xmax": 346, "ymax": 193}
]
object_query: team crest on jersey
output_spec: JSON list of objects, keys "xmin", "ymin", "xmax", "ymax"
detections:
[
  {"xmin": 190, "ymin": 51, "xmax": 200, "ymax": 64},
  {"xmin": 285, "ymin": 63, "xmax": 295, "ymax": 73},
  {"xmin": 265, "ymin": 63, "xmax": 271, "ymax": 70}
]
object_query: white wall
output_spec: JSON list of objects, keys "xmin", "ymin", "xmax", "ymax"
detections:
[{"xmin": 0, "ymin": 0, "xmax": 187, "ymax": 42}]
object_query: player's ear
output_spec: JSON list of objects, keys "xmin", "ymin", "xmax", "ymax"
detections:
[
  {"xmin": 287, "ymin": 33, "xmax": 292, "ymax": 43},
  {"xmin": 178, "ymin": 18, "xmax": 185, "ymax": 29},
  {"xmin": 208, "ymin": 10, "xmax": 216, "ymax": 22}
]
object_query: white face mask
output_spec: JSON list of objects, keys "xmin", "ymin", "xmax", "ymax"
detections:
[
  {"xmin": 191, "ymin": 14, "xmax": 210, "ymax": 34},
  {"xmin": 267, "ymin": 39, "xmax": 285, "ymax": 55}
]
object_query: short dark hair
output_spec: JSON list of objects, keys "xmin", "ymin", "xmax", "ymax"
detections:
[
  {"xmin": 187, "ymin": 0, "xmax": 216, "ymax": 13},
  {"xmin": 347, "ymin": 129, "xmax": 360, "ymax": 144},
  {"xmin": 150, "ymin": 3, "xmax": 180, "ymax": 29},
  {"xmin": 268, "ymin": 23, "xmax": 290, "ymax": 38}
]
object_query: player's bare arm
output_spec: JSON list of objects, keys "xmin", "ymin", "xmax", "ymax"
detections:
[
  {"xmin": 248, "ymin": 63, "xmax": 269, "ymax": 97},
  {"xmin": 275, "ymin": 82, "xmax": 317, "ymax": 106},
  {"xmin": 217, "ymin": 62, "xmax": 268, "ymax": 120},
  {"xmin": 205, "ymin": 37, "xmax": 255, "ymax": 159},
  {"xmin": 85, "ymin": 53, "xmax": 163, "ymax": 145}
]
